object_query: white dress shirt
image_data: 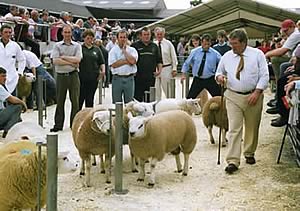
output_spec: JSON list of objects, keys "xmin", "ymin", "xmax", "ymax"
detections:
[
  {"xmin": 108, "ymin": 45, "xmax": 138, "ymax": 75},
  {"xmin": 154, "ymin": 38, "xmax": 178, "ymax": 70},
  {"xmin": 23, "ymin": 50, "xmax": 43, "ymax": 69},
  {"xmin": 0, "ymin": 39, "xmax": 26, "ymax": 93},
  {"xmin": 215, "ymin": 46, "xmax": 269, "ymax": 92}
]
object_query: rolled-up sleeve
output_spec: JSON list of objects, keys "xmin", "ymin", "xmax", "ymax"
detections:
[{"xmin": 181, "ymin": 52, "xmax": 193, "ymax": 73}]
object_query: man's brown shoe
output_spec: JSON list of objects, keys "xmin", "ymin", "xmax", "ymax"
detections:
[
  {"xmin": 245, "ymin": 157, "xmax": 256, "ymax": 164},
  {"xmin": 225, "ymin": 164, "xmax": 238, "ymax": 174}
]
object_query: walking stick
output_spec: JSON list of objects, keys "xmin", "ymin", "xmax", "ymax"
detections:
[{"xmin": 217, "ymin": 77, "xmax": 226, "ymax": 165}]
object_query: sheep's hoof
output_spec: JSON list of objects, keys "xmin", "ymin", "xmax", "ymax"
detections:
[
  {"xmin": 137, "ymin": 178, "xmax": 144, "ymax": 182},
  {"xmin": 92, "ymin": 162, "xmax": 97, "ymax": 166},
  {"xmin": 210, "ymin": 139, "xmax": 215, "ymax": 144},
  {"xmin": 132, "ymin": 169, "xmax": 138, "ymax": 173},
  {"xmin": 100, "ymin": 170, "xmax": 105, "ymax": 174},
  {"xmin": 222, "ymin": 143, "xmax": 227, "ymax": 147},
  {"xmin": 106, "ymin": 180, "xmax": 111, "ymax": 184},
  {"xmin": 80, "ymin": 172, "xmax": 85, "ymax": 176},
  {"xmin": 182, "ymin": 172, "xmax": 188, "ymax": 176},
  {"xmin": 177, "ymin": 169, "xmax": 183, "ymax": 173},
  {"xmin": 148, "ymin": 183, "xmax": 155, "ymax": 188}
]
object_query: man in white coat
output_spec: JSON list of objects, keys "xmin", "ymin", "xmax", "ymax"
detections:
[
  {"xmin": 154, "ymin": 27, "xmax": 178, "ymax": 100},
  {"xmin": 0, "ymin": 24, "xmax": 26, "ymax": 94}
]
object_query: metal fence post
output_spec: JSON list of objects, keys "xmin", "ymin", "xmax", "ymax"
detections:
[
  {"xmin": 113, "ymin": 102, "xmax": 128, "ymax": 194},
  {"xmin": 46, "ymin": 134, "xmax": 58, "ymax": 211},
  {"xmin": 170, "ymin": 78, "xmax": 176, "ymax": 98},
  {"xmin": 150, "ymin": 87, "xmax": 156, "ymax": 102},
  {"xmin": 98, "ymin": 79, "xmax": 103, "ymax": 104},
  {"xmin": 37, "ymin": 75, "xmax": 43, "ymax": 127},
  {"xmin": 185, "ymin": 73, "xmax": 190, "ymax": 98},
  {"xmin": 144, "ymin": 91, "xmax": 150, "ymax": 102}
]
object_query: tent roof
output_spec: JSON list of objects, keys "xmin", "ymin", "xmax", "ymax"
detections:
[{"xmin": 143, "ymin": 0, "xmax": 300, "ymax": 38}]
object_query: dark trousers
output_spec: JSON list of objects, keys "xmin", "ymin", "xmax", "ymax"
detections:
[
  {"xmin": 276, "ymin": 72, "xmax": 293, "ymax": 120},
  {"xmin": 134, "ymin": 76, "xmax": 155, "ymax": 102},
  {"xmin": 22, "ymin": 37, "xmax": 41, "ymax": 59},
  {"xmin": 187, "ymin": 76, "xmax": 221, "ymax": 98},
  {"xmin": 54, "ymin": 72, "xmax": 80, "ymax": 129},
  {"xmin": 0, "ymin": 104, "xmax": 22, "ymax": 132},
  {"xmin": 79, "ymin": 77, "xmax": 98, "ymax": 109}
]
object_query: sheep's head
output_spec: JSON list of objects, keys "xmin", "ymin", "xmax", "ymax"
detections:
[
  {"xmin": 127, "ymin": 112, "xmax": 150, "ymax": 138},
  {"xmin": 23, "ymin": 72, "xmax": 36, "ymax": 83},
  {"xmin": 186, "ymin": 99, "xmax": 201, "ymax": 114},
  {"xmin": 92, "ymin": 110, "xmax": 110, "ymax": 135},
  {"xmin": 126, "ymin": 99, "xmax": 156, "ymax": 117}
]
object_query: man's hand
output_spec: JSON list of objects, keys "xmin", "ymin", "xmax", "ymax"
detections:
[
  {"xmin": 284, "ymin": 81, "xmax": 296, "ymax": 98},
  {"xmin": 287, "ymin": 75, "xmax": 300, "ymax": 83},
  {"xmin": 171, "ymin": 70, "xmax": 177, "ymax": 77},
  {"xmin": 248, "ymin": 89, "xmax": 262, "ymax": 106},
  {"xmin": 284, "ymin": 65, "xmax": 295, "ymax": 74},
  {"xmin": 21, "ymin": 102, "xmax": 27, "ymax": 113},
  {"xmin": 216, "ymin": 75, "xmax": 226, "ymax": 87},
  {"xmin": 180, "ymin": 73, "xmax": 186, "ymax": 83}
]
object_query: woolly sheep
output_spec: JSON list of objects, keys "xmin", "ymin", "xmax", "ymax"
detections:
[
  {"xmin": 128, "ymin": 110, "xmax": 197, "ymax": 187},
  {"xmin": 5, "ymin": 121, "xmax": 78, "ymax": 173},
  {"xmin": 202, "ymin": 96, "xmax": 228, "ymax": 147},
  {"xmin": 72, "ymin": 107, "xmax": 115, "ymax": 187},
  {"xmin": 0, "ymin": 141, "xmax": 47, "ymax": 210},
  {"xmin": 196, "ymin": 89, "xmax": 209, "ymax": 114},
  {"xmin": 17, "ymin": 72, "xmax": 35, "ymax": 102},
  {"xmin": 155, "ymin": 98, "xmax": 201, "ymax": 115}
]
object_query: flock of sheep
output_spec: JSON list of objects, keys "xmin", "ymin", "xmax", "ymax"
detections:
[{"xmin": 0, "ymin": 95, "xmax": 228, "ymax": 210}]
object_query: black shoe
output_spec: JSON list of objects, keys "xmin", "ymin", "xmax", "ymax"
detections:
[
  {"xmin": 267, "ymin": 100, "xmax": 277, "ymax": 107},
  {"xmin": 2, "ymin": 131, "xmax": 8, "ymax": 138},
  {"xmin": 50, "ymin": 127, "xmax": 62, "ymax": 132},
  {"xmin": 271, "ymin": 117, "xmax": 287, "ymax": 127},
  {"xmin": 225, "ymin": 164, "xmax": 238, "ymax": 174},
  {"xmin": 271, "ymin": 117, "xmax": 281, "ymax": 123},
  {"xmin": 245, "ymin": 156, "xmax": 256, "ymax": 164},
  {"xmin": 266, "ymin": 107, "xmax": 279, "ymax": 114}
]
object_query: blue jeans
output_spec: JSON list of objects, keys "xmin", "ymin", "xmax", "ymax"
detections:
[
  {"xmin": 112, "ymin": 75, "xmax": 134, "ymax": 104},
  {"xmin": 0, "ymin": 104, "xmax": 22, "ymax": 132}
]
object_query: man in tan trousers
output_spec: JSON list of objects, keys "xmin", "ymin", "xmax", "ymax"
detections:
[{"xmin": 216, "ymin": 28, "xmax": 269, "ymax": 174}]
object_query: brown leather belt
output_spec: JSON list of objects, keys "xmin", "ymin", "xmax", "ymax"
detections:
[
  {"xmin": 57, "ymin": 71, "xmax": 77, "ymax": 76},
  {"xmin": 162, "ymin": 64, "xmax": 172, "ymax": 68},
  {"xmin": 229, "ymin": 89, "xmax": 254, "ymax": 95}
]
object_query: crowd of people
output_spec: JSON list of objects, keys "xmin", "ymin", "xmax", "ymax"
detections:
[{"xmin": 1, "ymin": 4, "xmax": 300, "ymax": 175}]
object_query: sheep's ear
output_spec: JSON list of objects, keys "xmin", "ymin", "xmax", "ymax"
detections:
[
  {"xmin": 143, "ymin": 115, "xmax": 152, "ymax": 124},
  {"xmin": 133, "ymin": 98, "xmax": 140, "ymax": 103},
  {"xmin": 127, "ymin": 111, "xmax": 134, "ymax": 119},
  {"xmin": 150, "ymin": 100, "xmax": 157, "ymax": 106},
  {"xmin": 125, "ymin": 101, "xmax": 134, "ymax": 108}
]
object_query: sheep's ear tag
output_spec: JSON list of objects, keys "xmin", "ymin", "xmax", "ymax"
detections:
[{"xmin": 20, "ymin": 149, "xmax": 32, "ymax": 155}]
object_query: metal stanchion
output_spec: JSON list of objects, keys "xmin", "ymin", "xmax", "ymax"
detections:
[
  {"xmin": 98, "ymin": 79, "xmax": 103, "ymax": 104},
  {"xmin": 46, "ymin": 134, "xmax": 58, "ymax": 211},
  {"xmin": 36, "ymin": 142, "xmax": 45, "ymax": 211},
  {"xmin": 108, "ymin": 108, "xmax": 114, "ymax": 175},
  {"xmin": 150, "ymin": 87, "xmax": 156, "ymax": 102},
  {"xmin": 144, "ymin": 91, "xmax": 150, "ymax": 102},
  {"xmin": 166, "ymin": 82, "xmax": 170, "ymax": 98},
  {"xmin": 170, "ymin": 78, "xmax": 176, "ymax": 98},
  {"xmin": 37, "ymin": 75, "xmax": 43, "ymax": 127},
  {"xmin": 185, "ymin": 73, "xmax": 190, "ymax": 98},
  {"xmin": 113, "ymin": 102, "xmax": 128, "ymax": 194},
  {"xmin": 43, "ymin": 79, "xmax": 47, "ymax": 120}
]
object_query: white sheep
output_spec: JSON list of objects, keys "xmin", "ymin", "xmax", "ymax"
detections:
[
  {"xmin": 0, "ymin": 141, "xmax": 47, "ymax": 210},
  {"xmin": 128, "ymin": 110, "xmax": 197, "ymax": 187},
  {"xmin": 5, "ymin": 121, "xmax": 78, "ymax": 173},
  {"xmin": 155, "ymin": 98, "xmax": 201, "ymax": 115},
  {"xmin": 17, "ymin": 72, "xmax": 35, "ymax": 103},
  {"xmin": 202, "ymin": 96, "xmax": 228, "ymax": 147},
  {"xmin": 72, "ymin": 107, "xmax": 115, "ymax": 187}
]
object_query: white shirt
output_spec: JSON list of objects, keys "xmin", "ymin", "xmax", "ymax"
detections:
[
  {"xmin": 282, "ymin": 29, "xmax": 300, "ymax": 57},
  {"xmin": 0, "ymin": 39, "xmax": 26, "ymax": 93},
  {"xmin": 108, "ymin": 45, "xmax": 138, "ymax": 75},
  {"xmin": 0, "ymin": 85, "xmax": 10, "ymax": 110},
  {"xmin": 154, "ymin": 38, "xmax": 178, "ymax": 70},
  {"xmin": 23, "ymin": 50, "xmax": 42, "ymax": 69},
  {"xmin": 215, "ymin": 46, "xmax": 269, "ymax": 92},
  {"xmin": 106, "ymin": 41, "xmax": 117, "ymax": 52}
]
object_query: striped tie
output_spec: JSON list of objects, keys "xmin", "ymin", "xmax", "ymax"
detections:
[{"xmin": 236, "ymin": 54, "xmax": 244, "ymax": 80}]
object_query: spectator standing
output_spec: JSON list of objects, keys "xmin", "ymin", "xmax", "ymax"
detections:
[
  {"xmin": 95, "ymin": 39, "xmax": 109, "ymax": 88},
  {"xmin": 50, "ymin": 25, "xmax": 82, "ymax": 132},
  {"xmin": 177, "ymin": 37, "xmax": 185, "ymax": 66},
  {"xmin": 0, "ymin": 24, "xmax": 26, "ymax": 94},
  {"xmin": 216, "ymin": 28, "xmax": 269, "ymax": 174},
  {"xmin": 131, "ymin": 27, "xmax": 162, "ymax": 101},
  {"xmin": 0, "ymin": 67, "xmax": 27, "ymax": 138},
  {"xmin": 213, "ymin": 30, "xmax": 232, "ymax": 56},
  {"xmin": 79, "ymin": 29, "xmax": 105, "ymax": 109},
  {"xmin": 181, "ymin": 34, "xmax": 221, "ymax": 98},
  {"xmin": 153, "ymin": 27, "xmax": 178, "ymax": 100},
  {"xmin": 72, "ymin": 19, "xmax": 84, "ymax": 42},
  {"xmin": 83, "ymin": 16, "xmax": 95, "ymax": 29},
  {"xmin": 108, "ymin": 30, "xmax": 138, "ymax": 103},
  {"xmin": 106, "ymin": 33, "xmax": 117, "ymax": 52}
]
